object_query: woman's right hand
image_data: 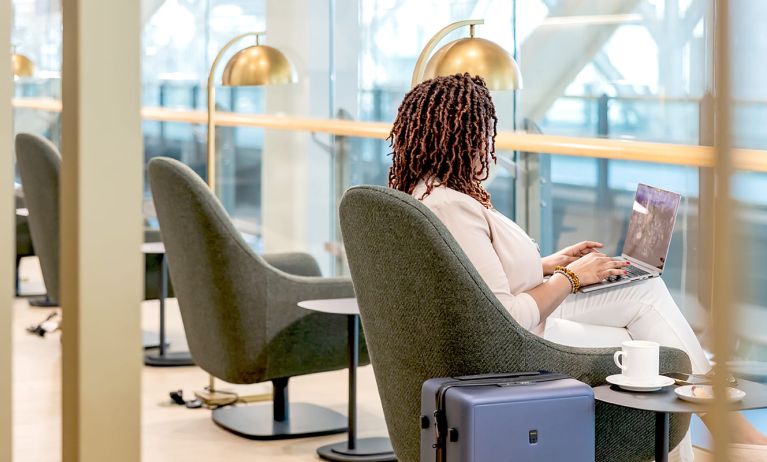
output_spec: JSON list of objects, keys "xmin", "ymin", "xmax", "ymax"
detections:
[{"xmin": 566, "ymin": 252, "xmax": 630, "ymax": 286}]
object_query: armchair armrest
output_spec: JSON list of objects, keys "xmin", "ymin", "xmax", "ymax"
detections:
[
  {"xmin": 261, "ymin": 274, "xmax": 365, "ymax": 380},
  {"xmin": 143, "ymin": 227, "xmax": 162, "ymax": 243},
  {"xmin": 279, "ymin": 274, "xmax": 355, "ymax": 301},
  {"xmin": 658, "ymin": 345, "xmax": 693, "ymax": 374},
  {"xmin": 523, "ymin": 337, "xmax": 692, "ymax": 387},
  {"xmin": 263, "ymin": 252, "xmax": 323, "ymax": 277},
  {"xmin": 262, "ymin": 266, "xmax": 354, "ymax": 326}
]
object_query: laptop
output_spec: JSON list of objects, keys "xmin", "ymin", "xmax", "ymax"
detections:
[{"xmin": 580, "ymin": 183, "xmax": 681, "ymax": 293}]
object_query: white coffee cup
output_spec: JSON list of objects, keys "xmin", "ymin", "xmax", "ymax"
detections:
[{"xmin": 613, "ymin": 340, "xmax": 660, "ymax": 382}]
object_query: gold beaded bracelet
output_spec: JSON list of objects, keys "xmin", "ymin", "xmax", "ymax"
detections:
[{"xmin": 553, "ymin": 265, "xmax": 581, "ymax": 294}]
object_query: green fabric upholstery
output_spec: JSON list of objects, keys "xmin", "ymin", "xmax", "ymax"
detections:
[
  {"xmin": 15, "ymin": 216, "xmax": 34, "ymax": 259},
  {"xmin": 15, "ymin": 193, "xmax": 35, "ymax": 295},
  {"xmin": 16, "ymin": 193, "xmax": 34, "ymax": 259},
  {"xmin": 147, "ymin": 157, "xmax": 368, "ymax": 384},
  {"xmin": 15, "ymin": 132, "xmax": 174, "ymax": 303},
  {"xmin": 339, "ymin": 185, "xmax": 691, "ymax": 462},
  {"xmin": 15, "ymin": 133, "xmax": 61, "ymax": 303},
  {"xmin": 143, "ymin": 228, "xmax": 176, "ymax": 300}
]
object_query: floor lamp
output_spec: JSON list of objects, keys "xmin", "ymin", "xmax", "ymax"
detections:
[
  {"xmin": 12, "ymin": 52, "xmax": 34, "ymax": 78},
  {"xmin": 198, "ymin": 32, "xmax": 297, "ymax": 406},
  {"xmin": 206, "ymin": 31, "xmax": 296, "ymax": 194}
]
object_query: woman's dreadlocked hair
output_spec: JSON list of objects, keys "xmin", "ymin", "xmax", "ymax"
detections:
[{"xmin": 388, "ymin": 73, "xmax": 498, "ymax": 208}]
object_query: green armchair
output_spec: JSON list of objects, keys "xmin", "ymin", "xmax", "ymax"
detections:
[
  {"xmin": 339, "ymin": 185, "xmax": 691, "ymax": 462},
  {"xmin": 147, "ymin": 157, "xmax": 369, "ymax": 439}
]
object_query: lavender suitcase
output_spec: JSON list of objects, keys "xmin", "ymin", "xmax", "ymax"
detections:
[{"xmin": 420, "ymin": 371, "xmax": 595, "ymax": 462}]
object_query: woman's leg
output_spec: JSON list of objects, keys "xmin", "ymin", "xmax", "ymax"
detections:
[{"xmin": 547, "ymin": 278, "xmax": 710, "ymax": 374}]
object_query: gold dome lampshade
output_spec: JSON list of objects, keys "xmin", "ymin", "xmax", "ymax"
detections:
[
  {"xmin": 412, "ymin": 19, "xmax": 522, "ymax": 91},
  {"xmin": 12, "ymin": 53, "xmax": 34, "ymax": 78},
  {"xmin": 423, "ymin": 37, "xmax": 522, "ymax": 91},
  {"xmin": 221, "ymin": 45, "xmax": 297, "ymax": 86}
]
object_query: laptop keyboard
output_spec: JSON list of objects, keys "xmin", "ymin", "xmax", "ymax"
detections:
[
  {"xmin": 607, "ymin": 262, "xmax": 651, "ymax": 282},
  {"xmin": 625, "ymin": 265, "xmax": 650, "ymax": 277}
]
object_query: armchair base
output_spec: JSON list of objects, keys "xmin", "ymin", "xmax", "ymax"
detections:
[
  {"xmin": 212, "ymin": 402, "xmax": 347, "ymax": 440},
  {"xmin": 28, "ymin": 295, "xmax": 58, "ymax": 307},
  {"xmin": 144, "ymin": 351, "xmax": 195, "ymax": 367},
  {"xmin": 142, "ymin": 330, "xmax": 169, "ymax": 351}
]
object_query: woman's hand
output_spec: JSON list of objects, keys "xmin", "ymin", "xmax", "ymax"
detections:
[
  {"xmin": 541, "ymin": 241, "xmax": 604, "ymax": 275},
  {"xmin": 566, "ymin": 252, "xmax": 630, "ymax": 286}
]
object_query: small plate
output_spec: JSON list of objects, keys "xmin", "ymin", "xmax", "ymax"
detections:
[
  {"xmin": 606, "ymin": 374, "xmax": 675, "ymax": 392},
  {"xmin": 675, "ymin": 385, "xmax": 746, "ymax": 404}
]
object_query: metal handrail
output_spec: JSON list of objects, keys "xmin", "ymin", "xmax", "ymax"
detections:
[{"xmin": 12, "ymin": 97, "xmax": 767, "ymax": 172}]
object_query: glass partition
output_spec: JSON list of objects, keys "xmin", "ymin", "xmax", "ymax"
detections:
[
  {"xmin": 518, "ymin": 1, "xmax": 713, "ymax": 332},
  {"xmin": 10, "ymin": 0, "xmax": 767, "ymax": 346},
  {"xmin": 11, "ymin": 0, "xmax": 61, "ymax": 145},
  {"xmin": 729, "ymin": 0, "xmax": 767, "ymax": 373}
]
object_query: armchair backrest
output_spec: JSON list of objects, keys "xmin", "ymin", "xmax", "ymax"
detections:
[
  {"xmin": 147, "ymin": 157, "xmax": 269, "ymax": 382},
  {"xmin": 339, "ymin": 185, "xmax": 539, "ymax": 461},
  {"xmin": 15, "ymin": 133, "xmax": 61, "ymax": 302}
]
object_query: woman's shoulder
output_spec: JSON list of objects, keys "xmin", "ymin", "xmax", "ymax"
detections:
[{"xmin": 414, "ymin": 182, "xmax": 487, "ymax": 215}]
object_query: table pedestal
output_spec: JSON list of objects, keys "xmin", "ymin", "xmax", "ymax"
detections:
[
  {"xmin": 143, "ymin": 250, "xmax": 194, "ymax": 367},
  {"xmin": 655, "ymin": 412, "xmax": 669, "ymax": 462},
  {"xmin": 316, "ymin": 313, "xmax": 396, "ymax": 462},
  {"xmin": 317, "ymin": 437, "xmax": 395, "ymax": 462},
  {"xmin": 595, "ymin": 380, "xmax": 767, "ymax": 462}
]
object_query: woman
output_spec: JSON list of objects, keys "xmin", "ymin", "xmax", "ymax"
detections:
[{"xmin": 388, "ymin": 73, "xmax": 766, "ymax": 460}]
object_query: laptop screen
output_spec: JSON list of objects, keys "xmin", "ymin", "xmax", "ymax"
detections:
[{"xmin": 622, "ymin": 184, "xmax": 681, "ymax": 271}]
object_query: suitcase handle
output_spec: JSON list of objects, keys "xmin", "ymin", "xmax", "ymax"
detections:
[{"xmin": 452, "ymin": 370, "xmax": 546, "ymax": 381}]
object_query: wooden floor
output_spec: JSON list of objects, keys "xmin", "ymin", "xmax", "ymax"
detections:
[
  {"xmin": 11, "ymin": 257, "xmax": 713, "ymax": 461},
  {"xmin": 13, "ymin": 257, "xmax": 389, "ymax": 462}
]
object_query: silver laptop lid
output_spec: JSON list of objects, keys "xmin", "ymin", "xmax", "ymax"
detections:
[{"xmin": 621, "ymin": 184, "xmax": 681, "ymax": 272}]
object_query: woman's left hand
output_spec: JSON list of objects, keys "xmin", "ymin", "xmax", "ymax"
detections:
[{"xmin": 541, "ymin": 240, "xmax": 604, "ymax": 275}]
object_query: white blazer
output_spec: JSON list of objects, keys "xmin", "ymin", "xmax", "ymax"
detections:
[{"xmin": 413, "ymin": 181, "xmax": 544, "ymax": 331}]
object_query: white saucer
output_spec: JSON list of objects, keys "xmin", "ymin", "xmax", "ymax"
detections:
[
  {"xmin": 675, "ymin": 385, "xmax": 746, "ymax": 404},
  {"xmin": 606, "ymin": 374, "xmax": 675, "ymax": 392}
]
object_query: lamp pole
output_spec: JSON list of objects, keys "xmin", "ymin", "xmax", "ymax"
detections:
[
  {"xmin": 201, "ymin": 30, "xmax": 296, "ymax": 403},
  {"xmin": 206, "ymin": 31, "xmax": 264, "ymax": 193},
  {"xmin": 203, "ymin": 30, "xmax": 264, "ymax": 399}
]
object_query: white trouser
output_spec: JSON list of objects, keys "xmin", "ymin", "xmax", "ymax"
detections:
[
  {"xmin": 548, "ymin": 277, "xmax": 710, "ymax": 374},
  {"xmin": 544, "ymin": 277, "xmax": 711, "ymax": 461}
]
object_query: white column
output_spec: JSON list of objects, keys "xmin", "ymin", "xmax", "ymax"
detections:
[
  {"xmin": 334, "ymin": 0, "xmax": 360, "ymax": 118},
  {"xmin": 263, "ymin": 0, "xmax": 332, "ymax": 272},
  {"xmin": 61, "ymin": 0, "xmax": 143, "ymax": 461},
  {"xmin": 0, "ymin": 0, "xmax": 13, "ymax": 460}
]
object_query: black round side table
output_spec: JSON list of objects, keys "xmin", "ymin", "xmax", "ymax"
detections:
[
  {"xmin": 594, "ymin": 378, "xmax": 767, "ymax": 462},
  {"xmin": 141, "ymin": 242, "xmax": 195, "ymax": 367},
  {"xmin": 298, "ymin": 297, "xmax": 396, "ymax": 462}
]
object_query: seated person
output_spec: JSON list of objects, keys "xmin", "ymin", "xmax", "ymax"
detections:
[{"xmin": 387, "ymin": 73, "xmax": 766, "ymax": 460}]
